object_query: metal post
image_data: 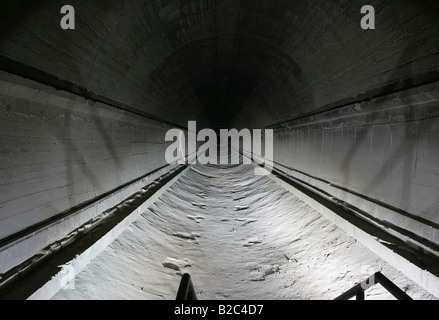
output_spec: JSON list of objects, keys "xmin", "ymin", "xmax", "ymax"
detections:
[{"xmin": 176, "ymin": 273, "xmax": 197, "ymax": 300}]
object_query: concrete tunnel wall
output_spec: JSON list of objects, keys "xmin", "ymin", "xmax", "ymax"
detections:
[
  {"xmin": 0, "ymin": 72, "xmax": 174, "ymax": 238},
  {"xmin": 0, "ymin": 72, "xmax": 182, "ymax": 273},
  {"xmin": 272, "ymin": 85, "xmax": 439, "ymax": 245},
  {"xmin": 0, "ymin": 0, "xmax": 439, "ymax": 290}
]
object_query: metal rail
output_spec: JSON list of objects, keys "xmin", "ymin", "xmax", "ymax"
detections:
[
  {"xmin": 334, "ymin": 272, "xmax": 412, "ymax": 300},
  {"xmin": 0, "ymin": 165, "xmax": 187, "ymax": 298},
  {"xmin": 176, "ymin": 273, "xmax": 197, "ymax": 300}
]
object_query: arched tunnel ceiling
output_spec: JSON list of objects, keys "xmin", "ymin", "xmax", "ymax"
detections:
[{"xmin": 0, "ymin": 0, "xmax": 438, "ymax": 129}]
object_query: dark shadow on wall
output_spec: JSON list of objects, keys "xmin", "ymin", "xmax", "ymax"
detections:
[
  {"xmin": 89, "ymin": 104, "xmax": 123, "ymax": 186},
  {"xmin": 0, "ymin": 0, "xmax": 52, "ymax": 52},
  {"xmin": 338, "ymin": 42, "xmax": 437, "ymax": 218},
  {"xmin": 0, "ymin": 1, "xmax": 129, "ymax": 220},
  {"xmin": 52, "ymin": 107, "xmax": 100, "ymax": 209}
]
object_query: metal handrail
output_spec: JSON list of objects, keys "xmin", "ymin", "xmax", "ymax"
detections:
[
  {"xmin": 176, "ymin": 273, "xmax": 197, "ymax": 300},
  {"xmin": 334, "ymin": 271, "xmax": 412, "ymax": 300},
  {"xmin": 175, "ymin": 272, "xmax": 410, "ymax": 300}
]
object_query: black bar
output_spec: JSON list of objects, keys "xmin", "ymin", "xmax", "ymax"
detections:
[
  {"xmin": 334, "ymin": 284, "xmax": 363, "ymax": 300},
  {"xmin": 334, "ymin": 272, "xmax": 412, "ymax": 300},
  {"xmin": 375, "ymin": 272, "xmax": 413, "ymax": 300},
  {"xmin": 356, "ymin": 289, "xmax": 365, "ymax": 300},
  {"xmin": 176, "ymin": 273, "xmax": 197, "ymax": 300}
]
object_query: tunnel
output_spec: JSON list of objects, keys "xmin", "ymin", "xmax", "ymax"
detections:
[{"xmin": 0, "ymin": 0, "xmax": 439, "ymax": 301}]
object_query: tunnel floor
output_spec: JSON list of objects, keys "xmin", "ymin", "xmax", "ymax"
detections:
[{"xmin": 52, "ymin": 164, "xmax": 435, "ymax": 300}]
